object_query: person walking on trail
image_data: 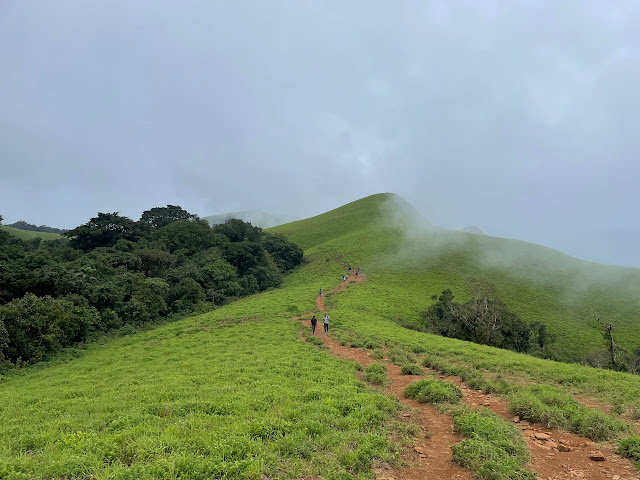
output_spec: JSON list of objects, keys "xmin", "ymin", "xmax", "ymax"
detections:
[
  {"xmin": 323, "ymin": 313, "xmax": 330, "ymax": 334},
  {"xmin": 319, "ymin": 288, "xmax": 322, "ymax": 297},
  {"xmin": 310, "ymin": 315, "xmax": 317, "ymax": 335},
  {"xmin": 348, "ymin": 265, "xmax": 352, "ymax": 275},
  {"xmin": 355, "ymin": 266, "xmax": 359, "ymax": 277}
]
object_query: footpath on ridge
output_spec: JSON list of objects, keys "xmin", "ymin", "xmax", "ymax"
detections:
[{"xmin": 294, "ymin": 271, "xmax": 640, "ymax": 480}]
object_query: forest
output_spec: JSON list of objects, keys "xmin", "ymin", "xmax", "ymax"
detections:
[{"xmin": 0, "ymin": 206, "xmax": 303, "ymax": 368}]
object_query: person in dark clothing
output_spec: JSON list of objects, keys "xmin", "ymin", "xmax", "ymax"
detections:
[
  {"xmin": 310, "ymin": 315, "xmax": 317, "ymax": 335},
  {"xmin": 348, "ymin": 265, "xmax": 352, "ymax": 275},
  {"xmin": 323, "ymin": 313, "xmax": 330, "ymax": 333},
  {"xmin": 319, "ymin": 288, "xmax": 323, "ymax": 297}
]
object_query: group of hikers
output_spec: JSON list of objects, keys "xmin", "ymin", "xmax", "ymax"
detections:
[
  {"xmin": 312, "ymin": 265, "xmax": 360, "ymax": 335},
  {"xmin": 309, "ymin": 313, "xmax": 330, "ymax": 334}
]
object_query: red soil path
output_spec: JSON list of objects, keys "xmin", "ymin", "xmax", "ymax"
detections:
[{"xmin": 294, "ymin": 271, "xmax": 640, "ymax": 480}]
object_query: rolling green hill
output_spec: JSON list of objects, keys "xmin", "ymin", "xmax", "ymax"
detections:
[
  {"xmin": 0, "ymin": 225, "xmax": 63, "ymax": 241},
  {"xmin": 272, "ymin": 193, "xmax": 640, "ymax": 362},
  {"xmin": 1, "ymin": 193, "xmax": 639, "ymax": 479}
]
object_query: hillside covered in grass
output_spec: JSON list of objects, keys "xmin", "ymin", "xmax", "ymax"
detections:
[
  {"xmin": 0, "ymin": 225, "xmax": 62, "ymax": 241},
  {"xmin": 272, "ymin": 193, "xmax": 640, "ymax": 364},
  {"xmin": 1, "ymin": 193, "xmax": 640, "ymax": 479}
]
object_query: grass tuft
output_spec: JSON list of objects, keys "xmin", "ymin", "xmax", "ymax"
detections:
[
  {"xmin": 404, "ymin": 379, "xmax": 462, "ymax": 404},
  {"xmin": 400, "ymin": 364, "xmax": 424, "ymax": 376},
  {"xmin": 508, "ymin": 385, "xmax": 626, "ymax": 441},
  {"xmin": 364, "ymin": 363, "xmax": 389, "ymax": 385}
]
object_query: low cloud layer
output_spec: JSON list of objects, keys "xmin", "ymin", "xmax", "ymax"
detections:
[{"xmin": 1, "ymin": 1, "xmax": 639, "ymax": 267}]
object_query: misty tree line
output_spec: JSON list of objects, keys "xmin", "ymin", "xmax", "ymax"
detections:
[
  {"xmin": 420, "ymin": 279, "xmax": 551, "ymax": 355},
  {"xmin": 420, "ymin": 279, "xmax": 640, "ymax": 374},
  {"xmin": 5, "ymin": 220, "xmax": 67, "ymax": 234},
  {"xmin": 0, "ymin": 206, "xmax": 303, "ymax": 369}
]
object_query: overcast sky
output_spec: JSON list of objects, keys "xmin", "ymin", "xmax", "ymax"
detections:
[{"xmin": 1, "ymin": 1, "xmax": 639, "ymax": 267}]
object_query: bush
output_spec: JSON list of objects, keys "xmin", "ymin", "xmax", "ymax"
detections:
[
  {"xmin": 401, "ymin": 364, "xmax": 423, "ymax": 375},
  {"xmin": 404, "ymin": 379, "xmax": 462, "ymax": 404},
  {"xmin": 364, "ymin": 363, "xmax": 388, "ymax": 385},
  {"xmin": 508, "ymin": 385, "xmax": 626, "ymax": 441},
  {"xmin": 617, "ymin": 435, "xmax": 640, "ymax": 460},
  {"xmin": 388, "ymin": 348, "xmax": 416, "ymax": 366}
]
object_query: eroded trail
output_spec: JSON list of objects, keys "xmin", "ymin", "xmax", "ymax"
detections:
[{"xmin": 294, "ymin": 272, "xmax": 640, "ymax": 480}]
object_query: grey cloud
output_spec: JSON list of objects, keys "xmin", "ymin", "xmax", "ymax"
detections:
[{"xmin": 1, "ymin": 0, "xmax": 639, "ymax": 266}]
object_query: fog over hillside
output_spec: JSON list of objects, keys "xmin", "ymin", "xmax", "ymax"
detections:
[{"xmin": 1, "ymin": 1, "xmax": 639, "ymax": 266}]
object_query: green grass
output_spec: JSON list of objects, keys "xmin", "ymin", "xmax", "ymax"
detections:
[
  {"xmin": 0, "ymin": 304, "xmax": 401, "ymax": 478},
  {"xmin": 3, "ymin": 193, "xmax": 640, "ymax": 479},
  {"xmin": 0, "ymin": 225, "xmax": 62, "ymax": 241},
  {"xmin": 403, "ymin": 379, "xmax": 534, "ymax": 480},
  {"xmin": 404, "ymin": 378, "xmax": 462, "ymax": 404},
  {"xmin": 617, "ymin": 435, "xmax": 640, "ymax": 469},
  {"xmin": 451, "ymin": 407, "xmax": 536, "ymax": 480},
  {"xmin": 364, "ymin": 363, "xmax": 388, "ymax": 386},
  {"xmin": 508, "ymin": 385, "xmax": 627, "ymax": 441},
  {"xmin": 400, "ymin": 364, "xmax": 423, "ymax": 375}
]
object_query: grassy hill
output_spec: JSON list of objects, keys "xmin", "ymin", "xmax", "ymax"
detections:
[
  {"xmin": 272, "ymin": 193, "xmax": 640, "ymax": 362},
  {"xmin": 1, "ymin": 193, "xmax": 639, "ymax": 479},
  {"xmin": 0, "ymin": 225, "xmax": 63, "ymax": 241}
]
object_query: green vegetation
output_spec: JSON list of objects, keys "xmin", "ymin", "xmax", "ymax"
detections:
[
  {"xmin": 451, "ymin": 407, "xmax": 535, "ymax": 480},
  {"xmin": 404, "ymin": 378, "xmax": 462, "ymax": 404},
  {"xmin": 0, "ymin": 225, "xmax": 62, "ymax": 241},
  {"xmin": 0, "ymin": 316, "xmax": 401, "ymax": 479},
  {"xmin": 508, "ymin": 385, "xmax": 627, "ymax": 441},
  {"xmin": 5, "ymin": 220, "xmax": 67, "ymax": 234},
  {"xmin": 618, "ymin": 436, "xmax": 640, "ymax": 468},
  {"xmin": 404, "ymin": 379, "xmax": 534, "ymax": 479},
  {"xmin": 421, "ymin": 283, "xmax": 549, "ymax": 354},
  {"xmin": 364, "ymin": 363, "xmax": 388, "ymax": 385},
  {"xmin": 400, "ymin": 364, "xmax": 423, "ymax": 375},
  {"xmin": 0, "ymin": 207, "xmax": 303, "ymax": 367},
  {"xmin": 3, "ymin": 193, "xmax": 640, "ymax": 479}
]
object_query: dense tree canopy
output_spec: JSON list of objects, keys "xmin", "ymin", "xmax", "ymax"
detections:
[
  {"xmin": 0, "ymin": 211, "xmax": 303, "ymax": 368},
  {"xmin": 421, "ymin": 280, "xmax": 550, "ymax": 355},
  {"xmin": 140, "ymin": 205, "xmax": 199, "ymax": 229}
]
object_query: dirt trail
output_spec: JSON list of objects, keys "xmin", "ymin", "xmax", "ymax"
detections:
[{"xmin": 294, "ymin": 272, "xmax": 640, "ymax": 480}]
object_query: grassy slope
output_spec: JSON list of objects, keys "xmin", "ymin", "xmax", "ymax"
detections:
[
  {"xmin": 0, "ymin": 225, "xmax": 62, "ymax": 241},
  {"xmin": 2, "ymin": 193, "xmax": 640, "ymax": 479},
  {"xmin": 271, "ymin": 193, "xmax": 640, "ymax": 406},
  {"xmin": 273, "ymin": 193, "xmax": 640, "ymax": 362},
  {"xmin": 0, "ymin": 280, "xmax": 400, "ymax": 479}
]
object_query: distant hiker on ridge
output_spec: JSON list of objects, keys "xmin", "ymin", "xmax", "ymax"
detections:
[
  {"xmin": 319, "ymin": 288, "xmax": 322, "ymax": 297},
  {"xmin": 323, "ymin": 313, "xmax": 330, "ymax": 334},
  {"xmin": 310, "ymin": 315, "xmax": 317, "ymax": 335}
]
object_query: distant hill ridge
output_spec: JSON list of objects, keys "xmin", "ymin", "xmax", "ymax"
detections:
[{"xmin": 204, "ymin": 210, "xmax": 297, "ymax": 229}]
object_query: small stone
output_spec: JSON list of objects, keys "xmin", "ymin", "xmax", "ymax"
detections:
[
  {"xmin": 588, "ymin": 451, "xmax": 606, "ymax": 461},
  {"xmin": 521, "ymin": 420, "xmax": 530, "ymax": 426},
  {"xmin": 611, "ymin": 475, "xmax": 620, "ymax": 480},
  {"xmin": 414, "ymin": 446, "xmax": 425, "ymax": 454},
  {"xmin": 483, "ymin": 402, "xmax": 491, "ymax": 407},
  {"xmin": 558, "ymin": 444, "xmax": 572, "ymax": 452},
  {"xmin": 548, "ymin": 441, "xmax": 558, "ymax": 449},
  {"xmin": 513, "ymin": 416, "xmax": 521, "ymax": 423},
  {"xmin": 534, "ymin": 432, "xmax": 551, "ymax": 440}
]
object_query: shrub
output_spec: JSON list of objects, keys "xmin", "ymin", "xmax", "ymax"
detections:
[
  {"xmin": 364, "ymin": 363, "xmax": 388, "ymax": 385},
  {"xmin": 401, "ymin": 364, "xmax": 424, "ymax": 375},
  {"xmin": 451, "ymin": 407, "xmax": 535, "ymax": 480},
  {"xmin": 617, "ymin": 435, "xmax": 640, "ymax": 460},
  {"xmin": 508, "ymin": 385, "xmax": 626, "ymax": 441},
  {"xmin": 404, "ymin": 379, "xmax": 462, "ymax": 404}
]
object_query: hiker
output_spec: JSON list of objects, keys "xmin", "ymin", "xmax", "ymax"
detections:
[
  {"xmin": 348, "ymin": 265, "xmax": 352, "ymax": 275},
  {"xmin": 319, "ymin": 288, "xmax": 322, "ymax": 297},
  {"xmin": 355, "ymin": 267, "xmax": 359, "ymax": 277},
  {"xmin": 310, "ymin": 315, "xmax": 317, "ymax": 335},
  {"xmin": 342, "ymin": 275, "xmax": 346, "ymax": 282},
  {"xmin": 323, "ymin": 313, "xmax": 330, "ymax": 333}
]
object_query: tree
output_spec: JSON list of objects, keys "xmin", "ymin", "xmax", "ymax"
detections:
[
  {"xmin": 0, "ymin": 213, "xmax": 3, "ymax": 224},
  {"xmin": 212, "ymin": 218, "xmax": 263, "ymax": 243},
  {"xmin": 593, "ymin": 312, "xmax": 622, "ymax": 370},
  {"xmin": 262, "ymin": 233, "xmax": 304, "ymax": 273},
  {"xmin": 140, "ymin": 205, "xmax": 199, "ymax": 229},
  {"xmin": 65, "ymin": 213, "xmax": 142, "ymax": 251}
]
